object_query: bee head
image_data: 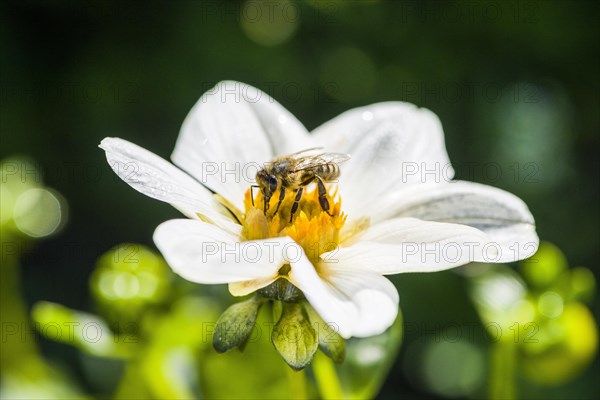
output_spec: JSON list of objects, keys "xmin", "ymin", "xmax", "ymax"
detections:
[{"xmin": 256, "ymin": 170, "xmax": 278, "ymax": 198}]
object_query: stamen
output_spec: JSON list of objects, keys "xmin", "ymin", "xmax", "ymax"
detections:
[
  {"xmin": 241, "ymin": 186, "xmax": 346, "ymax": 264},
  {"xmin": 214, "ymin": 193, "xmax": 244, "ymax": 223}
]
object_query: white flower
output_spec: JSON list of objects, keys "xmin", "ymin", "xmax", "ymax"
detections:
[{"xmin": 100, "ymin": 81, "xmax": 538, "ymax": 339}]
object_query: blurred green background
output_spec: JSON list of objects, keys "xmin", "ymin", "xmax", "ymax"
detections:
[{"xmin": 1, "ymin": 0, "xmax": 599, "ymax": 399}]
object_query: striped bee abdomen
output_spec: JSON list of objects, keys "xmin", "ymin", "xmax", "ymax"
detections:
[{"xmin": 315, "ymin": 163, "xmax": 340, "ymax": 181}]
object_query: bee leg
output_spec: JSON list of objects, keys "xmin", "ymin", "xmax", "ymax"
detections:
[
  {"xmin": 264, "ymin": 195, "xmax": 270, "ymax": 215},
  {"xmin": 272, "ymin": 187, "xmax": 286, "ymax": 216},
  {"xmin": 316, "ymin": 176, "xmax": 333, "ymax": 216},
  {"xmin": 289, "ymin": 188, "xmax": 304, "ymax": 223}
]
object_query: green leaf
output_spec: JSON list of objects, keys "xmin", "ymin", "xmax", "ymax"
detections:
[
  {"xmin": 272, "ymin": 302, "xmax": 318, "ymax": 370},
  {"xmin": 305, "ymin": 303, "xmax": 345, "ymax": 363},
  {"xmin": 213, "ymin": 295, "xmax": 263, "ymax": 353}
]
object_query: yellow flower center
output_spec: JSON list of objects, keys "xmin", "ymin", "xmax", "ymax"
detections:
[{"xmin": 241, "ymin": 186, "xmax": 347, "ymax": 264}]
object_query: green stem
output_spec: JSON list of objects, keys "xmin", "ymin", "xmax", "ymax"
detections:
[
  {"xmin": 0, "ymin": 236, "xmax": 42, "ymax": 372},
  {"xmin": 287, "ymin": 366, "xmax": 308, "ymax": 399},
  {"xmin": 313, "ymin": 351, "xmax": 343, "ymax": 400},
  {"xmin": 489, "ymin": 339, "xmax": 517, "ymax": 400}
]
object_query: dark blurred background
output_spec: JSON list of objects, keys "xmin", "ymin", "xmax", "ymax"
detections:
[{"xmin": 1, "ymin": 1, "xmax": 599, "ymax": 399}]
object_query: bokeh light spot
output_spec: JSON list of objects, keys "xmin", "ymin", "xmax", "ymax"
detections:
[
  {"xmin": 521, "ymin": 242, "xmax": 568, "ymax": 289},
  {"xmin": 515, "ymin": 298, "xmax": 536, "ymax": 323},
  {"xmin": 353, "ymin": 343, "xmax": 385, "ymax": 365},
  {"xmin": 422, "ymin": 340, "xmax": 485, "ymax": 397},
  {"xmin": 538, "ymin": 291, "xmax": 564, "ymax": 319},
  {"xmin": 240, "ymin": 0, "xmax": 300, "ymax": 46},
  {"xmin": 13, "ymin": 188, "xmax": 66, "ymax": 238},
  {"xmin": 98, "ymin": 271, "xmax": 118, "ymax": 300},
  {"xmin": 138, "ymin": 271, "xmax": 160, "ymax": 298},
  {"xmin": 113, "ymin": 272, "xmax": 141, "ymax": 299}
]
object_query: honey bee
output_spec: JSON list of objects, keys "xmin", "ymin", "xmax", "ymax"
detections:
[{"xmin": 251, "ymin": 148, "xmax": 351, "ymax": 222}]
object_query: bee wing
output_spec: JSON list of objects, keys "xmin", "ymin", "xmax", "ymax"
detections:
[
  {"xmin": 288, "ymin": 147, "xmax": 325, "ymax": 157},
  {"xmin": 292, "ymin": 152, "xmax": 351, "ymax": 171}
]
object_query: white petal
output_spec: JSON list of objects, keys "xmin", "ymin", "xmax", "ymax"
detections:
[
  {"xmin": 370, "ymin": 181, "xmax": 539, "ymax": 261},
  {"xmin": 288, "ymin": 255, "xmax": 399, "ymax": 339},
  {"xmin": 311, "ymin": 102, "xmax": 454, "ymax": 216},
  {"xmin": 236, "ymin": 82, "xmax": 313, "ymax": 154},
  {"xmin": 172, "ymin": 81, "xmax": 312, "ymax": 210},
  {"xmin": 100, "ymin": 137, "xmax": 240, "ymax": 235},
  {"xmin": 334, "ymin": 218, "xmax": 498, "ymax": 274},
  {"xmin": 228, "ymin": 276, "xmax": 277, "ymax": 297},
  {"xmin": 153, "ymin": 219, "xmax": 296, "ymax": 284}
]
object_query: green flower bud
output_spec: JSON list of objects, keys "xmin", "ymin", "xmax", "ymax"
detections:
[
  {"xmin": 213, "ymin": 295, "xmax": 264, "ymax": 353},
  {"xmin": 272, "ymin": 302, "xmax": 318, "ymax": 370}
]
